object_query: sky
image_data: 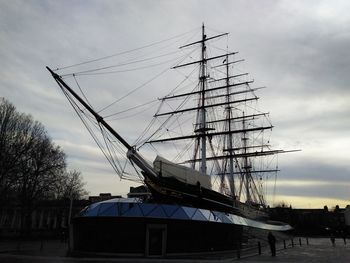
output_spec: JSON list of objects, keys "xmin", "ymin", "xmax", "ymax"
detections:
[{"xmin": 0, "ymin": 0, "xmax": 349, "ymax": 208}]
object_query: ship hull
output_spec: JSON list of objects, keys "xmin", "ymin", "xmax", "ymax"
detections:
[
  {"xmin": 144, "ymin": 173, "xmax": 235, "ymax": 210},
  {"xmin": 142, "ymin": 171, "xmax": 268, "ymax": 220}
]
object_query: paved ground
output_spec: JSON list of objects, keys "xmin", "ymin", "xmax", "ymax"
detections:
[
  {"xmin": 0, "ymin": 238, "xmax": 349, "ymax": 262},
  {"xmin": 239, "ymin": 238, "xmax": 350, "ymax": 263}
]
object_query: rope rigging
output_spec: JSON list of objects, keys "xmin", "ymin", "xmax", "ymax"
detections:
[
  {"xmin": 59, "ymin": 50, "xmax": 185, "ymax": 77},
  {"xmin": 49, "ymin": 25, "xmax": 284, "ymax": 205},
  {"xmin": 53, "ymin": 27, "xmax": 201, "ymax": 71}
]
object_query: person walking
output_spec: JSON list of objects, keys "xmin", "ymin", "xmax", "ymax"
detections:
[
  {"xmin": 268, "ymin": 231, "xmax": 276, "ymax": 256},
  {"xmin": 341, "ymin": 231, "xmax": 347, "ymax": 245},
  {"xmin": 330, "ymin": 233, "xmax": 336, "ymax": 247}
]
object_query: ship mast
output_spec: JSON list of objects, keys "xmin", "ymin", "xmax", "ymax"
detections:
[
  {"xmin": 148, "ymin": 26, "xmax": 297, "ymax": 201},
  {"xmin": 225, "ymin": 53, "xmax": 236, "ymax": 198},
  {"xmin": 199, "ymin": 23, "xmax": 207, "ymax": 175},
  {"xmin": 242, "ymin": 111, "xmax": 251, "ymax": 203},
  {"xmin": 154, "ymin": 24, "xmax": 229, "ymax": 175}
]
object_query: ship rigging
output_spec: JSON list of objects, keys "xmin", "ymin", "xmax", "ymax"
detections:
[{"xmin": 47, "ymin": 24, "xmax": 297, "ymax": 218}]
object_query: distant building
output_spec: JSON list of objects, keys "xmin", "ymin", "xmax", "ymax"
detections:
[
  {"xmin": 0, "ymin": 193, "xmax": 121, "ymax": 237},
  {"xmin": 127, "ymin": 185, "xmax": 151, "ymax": 200},
  {"xmin": 88, "ymin": 193, "xmax": 122, "ymax": 203},
  {"xmin": 270, "ymin": 205, "xmax": 349, "ymax": 236},
  {"xmin": 0, "ymin": 199, "xmax": 88, "ymax": 237},
  {"xmin": 345, "ymin": 205, "xmax": 350, "ymax": 226}
]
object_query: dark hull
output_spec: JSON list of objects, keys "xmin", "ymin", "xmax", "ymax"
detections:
[{"xmin": 142, "ymin": 171, "xmax": 239, "ymax": 214}]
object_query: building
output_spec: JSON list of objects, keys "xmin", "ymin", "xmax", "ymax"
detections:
[
  {"xmin": 127, "ymin": 185, "xmax": 151, "ymax": 199},
  {"xmin": 0, "ymin": 193, "xmax": 121, "ymax": 237},
  {"xmin": 269, "ymin": 205, "xmax": 349, "ymax": 236},
  {"xmin": 71, "ymin": 198, "xmax": 243, "ymax": 257}
]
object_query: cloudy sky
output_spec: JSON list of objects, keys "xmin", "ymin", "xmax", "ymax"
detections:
[{"xmin": 1, "ymin": 0, "xmax": 349, "ymax": 208}]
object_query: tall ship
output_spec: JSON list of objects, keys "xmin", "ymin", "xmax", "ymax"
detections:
[{"xmin": 48, "ymin": 24, "xmax": 293, "ymax": 256}]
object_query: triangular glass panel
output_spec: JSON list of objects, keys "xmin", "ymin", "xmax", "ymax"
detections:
[
  {"xmin": 118, "ymin": 203, "xmax": 133, "ymax": 215},
  {"xmin": 98, "ymin": 203, "xmax": 116, "ymax": 216},
  {"xmin": 161, "ymin": 204, "xmax": 179, "ymax": 217},
  {"xmin": 147, "ymin": 205, "xmax": 167, "ymax": 218},
  {"xmin": 212, "ymin": 211, "xmax": 222, "ymax": 222},
  {"xmin": 192, "ymin": 210, "xmax": 207, "ymax": 221},
  {"xmin": 123, "ymin": 204, "xmax": 143, "ymax": 217},
  {"xmin": 139, "ymin": 203, "xmax": 157, "ymax": 216},
  {"xmin": 100, "ymin": 203, "xmax": 118, "ymax": 216},
  {"xmin": 171, "ymin": 207, "xmax": 189, "ymax": 220},
  {"xmin": 182, "ymin": 207, "xmax": 197, "ymax": 219},
  {"xmin": 84, "ymin": 203, "xmax": 100, "ymax": 216},
  {"xmin": 221, "ymin": 214, "xmax": 232, "ymax": 224},
  {"xmin": 198, "ymin": 209, "xmax": 211, "ymax": 221}
]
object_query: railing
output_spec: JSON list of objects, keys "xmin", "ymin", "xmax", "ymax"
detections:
[{"xmin": 236, "ymin": 235, "xmax": 310, "ymax": 259}]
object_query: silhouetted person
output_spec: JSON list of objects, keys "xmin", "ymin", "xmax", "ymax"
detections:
[
  {"xmin": 268, "ymin": 231, "xmax": 276, "ymax": 256},
  {"xmin": 61, "ymin": 227, "xmax": 68, "ymax": 243},
  {"xmin": 341, "ymin": 231, "xmax": 347, "ymax": 245},
  {"xmin": 330, "ymin": 233, "xmax": 335, "ymax": 247}
]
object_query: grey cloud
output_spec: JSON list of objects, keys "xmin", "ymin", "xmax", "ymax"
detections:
[
  {"xmin": 276, "ymin": 183, "xmax": 350, "ymax": 201},
  {"xmin": 280, "ymin": 160, "xmax": 350, "ymax": 183},
  {"xmin": 1, "ymin": 0, "xmax": 349, "ymax": 205}
]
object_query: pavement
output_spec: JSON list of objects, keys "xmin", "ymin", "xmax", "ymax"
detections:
[
  {"xmin": 239, "ymin": 238, "xmax": 350, "ymax": 263},
  {"xmin": 0, "ymin": 238, "xmax": 349, "ymax": 262}
]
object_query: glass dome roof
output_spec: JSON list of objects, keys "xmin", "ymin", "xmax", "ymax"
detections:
[{"xmin": 78, "ymin": 198, "xmax": 292, "ymax": 231}]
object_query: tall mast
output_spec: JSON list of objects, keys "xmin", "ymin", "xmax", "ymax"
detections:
[
  {"xmin": 242, "ymin": 111, "xmax": 251, "ymax": 203},
  {"xmin": 225, "ymin": 53, "xmax": 235, "ymax": 197},
  {"xmin": 200, "ymin": 23, "xmax": 207, "ymax": 175}
]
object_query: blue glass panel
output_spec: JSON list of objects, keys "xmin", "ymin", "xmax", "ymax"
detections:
[
  {"xmin": 79, "ymin": 207, "xmax": 89, "ymax": 217},
  {"xmin": 123, "ymin": 204, "xmax": 143, "ymax": 217},
  {"xmin": 139, "ymin": 203, "xmax": 157, "ymax": 216},
  {"xmin": 99, "ymin": 203, "xmax": 118, "ymax": 216},
  {"xmin": 171, "ymin": 207, "xmax": 189, "ymax": 220},
  {"xmin": 212, "ymin": 211, "xmax": 222, "ymax": 222},
  {"xmin": 200, "ymin": 209, "xmax": 212, "ymax": 221},
  {"xmin": 118, "ymin": 203, "xmax": 133, "ymax": 215},
  {"xmin": 161, "ymin": 204, "xmax": 179, "ymax": 217},
  {"xmin": 97, "ymin": 203, "xmax": 116, "ymax": 216},
  {"xmin": 192, "ymin": 210, "xmax": 207, "ymax": 221},
  {"xmin": 84, "ymin": 203, "xmax": 100, "ymax": 216},
  {"xmin": 213, "ymin": 211, "xmax": 231, "ymax": 223},
  {"xmin": 221, "ymin": 214, "xmax": 232, "ymax": 224},
  {"xmin": 147, "ymin": 205, "xmax": 167, "ymax": 218},
  {"xmin": 182, "ymin": 207, "xmax": 197, "ymax": 218}
]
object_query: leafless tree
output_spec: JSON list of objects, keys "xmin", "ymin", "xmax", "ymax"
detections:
[
  {"xmin": 0, "ymin": 98, "xmax": 35, "ymax": 204},
  {"xmin": 56, "ymin": 170, "xmax": 88, "ymax": 200},
  {"xmin": 0, "ymin": 99, "xmax": 89, "ymax": 233}
]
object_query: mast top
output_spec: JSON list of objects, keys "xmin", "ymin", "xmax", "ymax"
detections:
[{"xmin": 179, "ymin": 24, "xmax": 228, "ymax": 49}]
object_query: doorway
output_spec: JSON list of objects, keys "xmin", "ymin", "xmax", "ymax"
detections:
[{"xmin": 145, "ymin": 224, "xmax": 167, "ymax": 257}]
